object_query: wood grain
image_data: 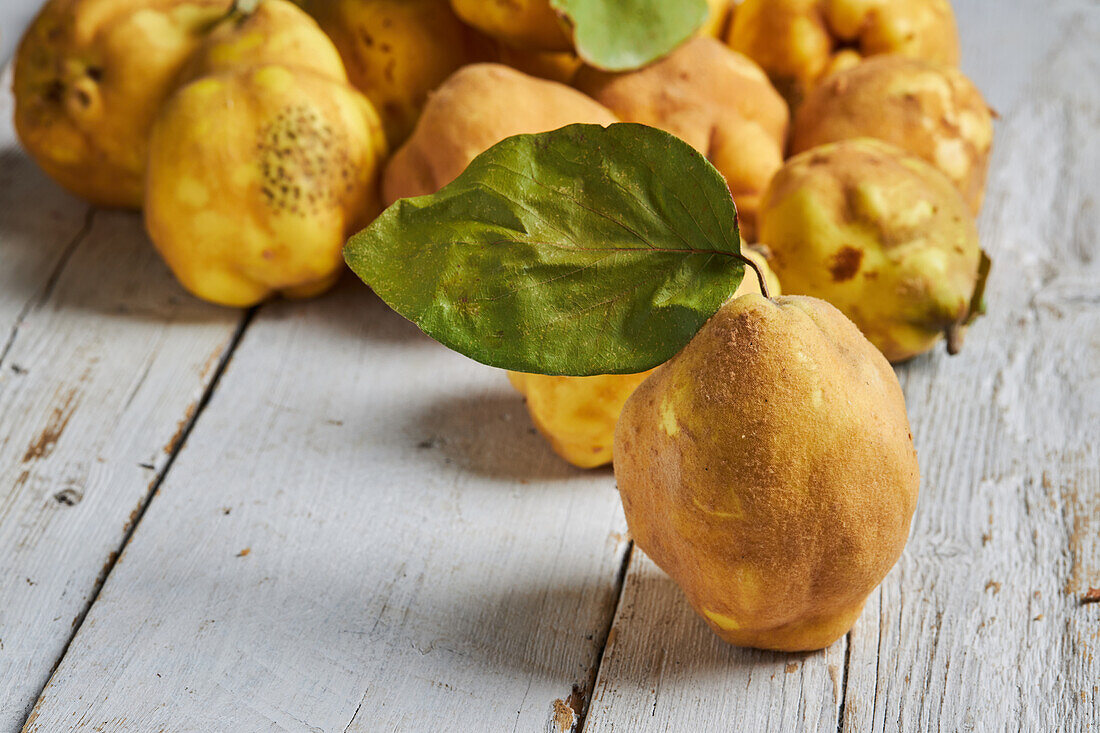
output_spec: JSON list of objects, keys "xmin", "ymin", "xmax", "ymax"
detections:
[
  {"xmin": 841, "ymin": 3, "xmax": 1100, "ymax": 728},
  {"xmin": 21, "ymin": 284, "xmax": 631, "ymax": 732},
  {"xmin": 0, "ymin": 72, "xmax": 248, "ymax": 729},
  {"xmin": 585, "ymin": 550, "xmax": 849, "ymax": 732}
]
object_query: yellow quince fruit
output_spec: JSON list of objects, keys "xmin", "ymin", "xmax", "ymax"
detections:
[
  {"xmin": 509, "ymin": 247, "xmax": 780, "ymax": 469},
  {"xmin": 726, "ymin": 0, "xmax": 959, "ymax": 106},
  {"xmin": 294, "ymin": 0, "xmax": 488, "ymax": 145},
  {"xmin": 758, "ymin": 138, "xmax": 982, "ymax": 362},
  {"xmin": 144, "ymin": 0, "xmax": 387, "ymax": 306},
  {"xmin": 615, "ymin": 293, "xmax": 919, "ymax": 651},
  {"xmin": 13, "ymin": 0, "xmax": 232, "ymax": 207}
]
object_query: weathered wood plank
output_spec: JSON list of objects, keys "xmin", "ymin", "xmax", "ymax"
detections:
[
  {"xmin": 22, "ymin": 284, "xmax": 630, "ymax": 732},
  {"xmin": 841, "ymin": 1, "xmax": 1100, "ymax": 727},
  {"xmin": 0, "ymin": 86, "xmax": 248, "ymax": 729},
  {"xmin": 584, "ymin": 549, "xmax": 848, "ymax": 733},
  {"xmin": 0, "ymin": 66, "xmax": 92, "ymax": 362},
  {"xmin": 583, "ymin": 1, "xmax": 1099, "ymax": 730}
]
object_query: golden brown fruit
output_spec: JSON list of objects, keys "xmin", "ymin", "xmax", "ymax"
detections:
[
  {"xmin": 726, "ymin": 0, "xmax": 960, "ymax": 106},
  {"xmin": 295, "ymin": 0, "xmax": 487, "ymax": 145},
  {"xmin": 791, "ymin": 56, "xmax": 994, "ymax": 216},
  {"xmin": 575, "ymin": 37, "xmax": 788, "ymax": 240},
  {"xmin": 614, "ymin": 293, "xmax": 919, "ymax": 651},
  {"xmin": 382, "ymin": 63, "xmax": 617, "ymax": 204},
  {"xmin": 12, "ymin": 0, "xmax": 231, "ymax": 207},
  {"xmin": 509, "ymin": 247, "xmax": 780, "ymax": 469},
  {"xmin": 180, "ymin": 0, "xmax": 347, "ymax": 83},
  {"xmin": 758, "ymin": 138, "xmax": 981, "ymax": 362},
  {"xmin": 451, "ymin": 0, "xmax": 730, "ymax": 56},
  {"xmin": 145, "ymin": 65, "xmax": 387, "ymax": 306},
  {"xmin": 491, "ymin": 43, "xmax": 583, "ymax": 85},
  {"xmin": 449, "ymin": 0, "xmax": 571, "ymax": 52},
  {"xmin": 507, "ymin": 371, "xmax": 654, "ymax": 469}
]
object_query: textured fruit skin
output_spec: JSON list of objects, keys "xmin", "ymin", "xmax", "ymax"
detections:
[
  {"xmin": 295, "ymin": 0, "xmax": 487, "ymax": 145},
  {"xmin": 491, "ymin": 44, "xmax": 582, "ymax": 85},
  {"xmin": 381, "ymin": 63, "xmax": 617, "ymax": 204},
  {"xmin": 758, "ymin": 139, "xmax": 980, "ymax": 362},
  {"xmin": 181, "ymin": 0, "xmax": 348, "ymax": 84},
  {"xmin": 575, "ymin": 38, "xmax": 787, "ymax": 240},
  {"xmin": 509, "ymin": 248, "xmax": 780, "ymax": 469},
  {"xmin": 450, "ymin": 0, "xmax": 731, "ymax": 57},
  {"xmin": 508, "ymin": 371, "xmax": 654, "ymax": 468},
  {"xmin": 791, "ymin": 56, "xmax": 994, "ymax": 216},
  {"xmin": 12, "ymin": 0, "xmax": 231, "ymax": 208},
  {"xmin": 145, "ymin": 64, "xmax": 386, "ymax": 306},
  {"xmin": 614, "ymin": 294, "xmax": 919, "ymax": 651},
  {"xmin": 450, "ymin": 0, "xmax": 571, "ymax": 52},
  {"xmin": 726, "ymin": 0, "xmax": 959, "ymax": 106}
]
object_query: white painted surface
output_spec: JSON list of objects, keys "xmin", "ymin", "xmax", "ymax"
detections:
[
  {"xmin": 0, "ymin": 67, "xmax": 245, "ymax": 730},
  {"xmin": 585, "ymin": 550, "xmax": 849, "ymax": 732},
  {"xmin": 22, "ymin": 284, "xmax": 630, "ymax": 732},
  {"xmin": 0, "ymin": 0, "xmax": 40, "ymax": 66},
  {"xmin": 0, "ymin": 0, "xmax": 1097, "ymax": 730}
]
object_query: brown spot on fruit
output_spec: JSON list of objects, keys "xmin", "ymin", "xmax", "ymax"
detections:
[{"xmin": 829, "ymin": 246, "xmax": 863, "ymax": 282}]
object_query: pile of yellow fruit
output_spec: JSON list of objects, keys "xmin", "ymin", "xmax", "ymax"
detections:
[{"xmin": 13, "ymin": 0, "xmax": 993, "ymax": 652}]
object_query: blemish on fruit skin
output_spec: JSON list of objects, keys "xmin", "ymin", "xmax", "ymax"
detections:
[
  {"xmin": 704, "ymin": 608, "xmax": 742, "ymax": 630},
  {"xmin": 176, "ymin": 177, "xmax": 209, "ymax": 208},
  {"xmin": 256, "ymin": 104, "xmax": 351, "ymax": 217},
  {"xmin": 829, "ymin": 246, "xmax": 863, "ymax": 282},
  {"xmin": 659, "ymin": 396, "xmax": 679, "ymax": 436}
]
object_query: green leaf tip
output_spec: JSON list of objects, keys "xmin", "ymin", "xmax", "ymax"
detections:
[
  {"xmin": 345, "ymin": 122, "xmax": 743, "ymax": 377},
  {"xmin": 550, "ymin": 0, "xmax": 710, "ymax": 71}
]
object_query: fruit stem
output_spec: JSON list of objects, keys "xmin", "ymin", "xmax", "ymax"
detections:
[
  {"xmin": 737, "ymin": 252, "xmax": 770, "ymax": 299},
  {"xmin": 945, "ymin": 323, "xmax": 964, "ymax": 355}
]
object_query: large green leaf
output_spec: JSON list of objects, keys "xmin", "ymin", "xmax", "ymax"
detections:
[
  {"xmin": 344, "ymin": 123, "xmax": 743, "ymax": 376},
  {"xmin": 551, "ymin": 0, "xmax": 709, "ymax": 71}
]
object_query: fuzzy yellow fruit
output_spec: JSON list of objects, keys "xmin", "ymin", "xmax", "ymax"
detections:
[
  {"xmin": 13, "ymin": 0, "xmax": 231, "ymax": 207},
  {"xmin": 614, "ymin": 294, "xmax": 919, "ymax": 651},
  {"xmin": 382, "ymin": 64, "xmax": 617, "ymax": 205},
  {"xmin": 450, "ymin": 0, "xmax": 730, "ymax": 55},
  {"xmin": 575, "ymin": 37, "xmax": 787, "ymax": 240},
  {"xmin": 509, "ymin": 247, "xmax": 780, "ymax": 469},
  {"xmin": 449, "ymin": 0, "xmax": 572, "ymax": 52},
  {"xmin": 145, "ymin": 66, "xmax": 386, "ymax": 306},
  {"xmin": 727, "ymin": 0, "xmax": 959, "ymax": 106},
  {"xmin": 791, "ymin": 56, "xmax": 994, "ymax": 216},
  {"xmin": 759, "ymin": 139, "xmax": 981, "ymax": 362},
  {"xmin": 295, "ymin": 0, "xmax": 487, "ymax": 145},
  {"xmin": 491, "ymin": 44, "xmax": 583, "ymax": 85},
  {"xmin": 180, "ymin": 0, "xmax": 348, "ymax": 84}
]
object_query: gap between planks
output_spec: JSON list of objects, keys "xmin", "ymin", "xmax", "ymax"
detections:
[
  {"xmin": 575, "ymin": 541, "xmax": 635, "ymax": 733},
  {"xmin": 0, "ymin": 206, "xmax": 94, "ymax": 371},
  {"xmin": 15, "ymin": 306, "xmax": 257, "ymax": 732}
]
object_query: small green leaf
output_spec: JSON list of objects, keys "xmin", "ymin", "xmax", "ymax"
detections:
[
  {"xmin": 344, "ymin": 123, "xmax": 743, "ymax": 376},
  {"xmin": 551, "ymin": 0, "xmax": 709, "ymax": 71}
]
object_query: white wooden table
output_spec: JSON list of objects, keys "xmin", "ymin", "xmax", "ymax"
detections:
[{"xmin": 1, "ymin": 1, "xmax": 1098, "ymax": 730}]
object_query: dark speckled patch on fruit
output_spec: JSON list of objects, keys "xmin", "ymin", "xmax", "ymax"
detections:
[{"xmin": 256, "ymin": 104, "xmax": 354, "ymax": 216}]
